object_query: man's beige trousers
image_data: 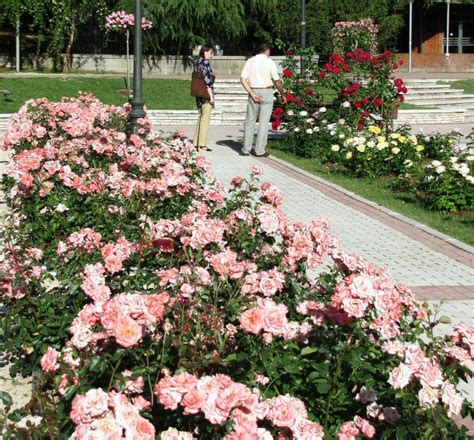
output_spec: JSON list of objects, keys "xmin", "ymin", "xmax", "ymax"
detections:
[{"xmin": 242, "ymin": 89, "xmax": 273, "ymax": 155}]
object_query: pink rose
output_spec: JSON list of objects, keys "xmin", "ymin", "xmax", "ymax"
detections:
[
  {"xmin": 239, "ymin": 308, "xmax": 264, "ymax": 334},
  {"xmin": 338, "ymin": 421, "xmax": 359, "ymax": 440},
  {"xmin": 182, "ymin": 388, "xmax": 207, "ymax": 414},
  {"xmin": 354, "ymin": 416, "xmax": 375, "ymax": 438},
  {"xmin": 40, "ymin": 347, "xmax": 59, "ymax": 372},
  {"xmin": 131, "ymin": 416, "xmax": 155, "ymax": 440},
  {"xmin": 259, "ymin": 275, "xmax": 278, "ymax": 296},
  {"xmin": 293, "ymin": 418, "xmax": 325, "ymax": 439},
  {"xmin": 388, "ymin": 363, "xmax": 413, "ymax": 389},
  {"xmin": 113, "ymin": 317, "xmax": 143, "ymax": 348}
]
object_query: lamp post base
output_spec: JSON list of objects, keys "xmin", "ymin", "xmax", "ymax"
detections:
[{"xmin": 128, "ymin": 100, "xmax": 146, "ymax": 135}]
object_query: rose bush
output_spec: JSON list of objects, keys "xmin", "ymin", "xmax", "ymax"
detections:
[
  {"xmin": 277, "ymin": 47, "xmax": 406, "ymax": 135},
  {"xmin": 335, "ymin": 125, "xmax": 425, "ymax": 178},
  {"xmin": 331, "ymin": 19, "xmax": 379, "ymax": 55},
  {"xmin": 1, "ymin": 97, "xmax": 473, "ymax": 439}
]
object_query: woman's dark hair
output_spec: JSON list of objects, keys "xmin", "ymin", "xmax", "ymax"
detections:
[
  {"xmin": 255, "ymin": 43, "xmax": 271, "ymax": 55},
  {"xmin": 199, "ymin": 44, "xmax": 215, "ymax": 58}
]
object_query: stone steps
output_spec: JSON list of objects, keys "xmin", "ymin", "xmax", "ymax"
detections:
[
  {"xmin": 404, "ymin": 97, "xmax": 474, "ymax": 108},
  {"xmin": 397, "ymin": 108, "xmax": 469, "ymax": 123}
]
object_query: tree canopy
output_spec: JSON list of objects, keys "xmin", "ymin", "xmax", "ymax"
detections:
[{"xmin": 1, "ymin": 0, "xmax": 473, "ymax": 66}]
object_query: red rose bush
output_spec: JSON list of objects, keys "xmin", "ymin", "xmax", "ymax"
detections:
[{"xmin": 0, "ymin": 96, "xmax": 473, "ymax": 438}]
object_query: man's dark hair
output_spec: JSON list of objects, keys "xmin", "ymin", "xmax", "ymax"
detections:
[
  {"xmin": 199, "ymin": 44, "xmax": 215, "ymax": 58},
  {"xmin": 255, "ymin": 43, "xmax": 271, "ymax": 55}
]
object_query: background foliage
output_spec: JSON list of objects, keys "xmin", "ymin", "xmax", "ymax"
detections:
[{"xmin": 2, "ymin": 0, "xmax": 469, "ymax": 67}]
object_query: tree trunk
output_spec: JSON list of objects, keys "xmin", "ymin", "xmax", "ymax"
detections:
[{"xmin": 65, "ymin": 17, "xmax": 76, "ymax": 72}]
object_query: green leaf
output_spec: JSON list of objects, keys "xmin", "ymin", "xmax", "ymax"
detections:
[
  {"xmin": 0, "ymin": 391, "xmax": 13, "ymax": 408},
  {"xmin": 316, "ymin": 381, "xmax": 332, "ymax": 394},
  {"xmin": 396, "ymin": 426, "xmax": 408, "ymax": 440},
  {"xmin": 300, "ymin": 346, "xmax": 317, "ymax": 356}
]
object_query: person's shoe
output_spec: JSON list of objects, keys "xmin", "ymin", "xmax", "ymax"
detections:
[
  {"xmin": 253, "ymin": 152, "xmax": 270, "ymax": 157},
  {"xmin": 239, "ymin": 151, "xmax": 250, "ymax": 156}
]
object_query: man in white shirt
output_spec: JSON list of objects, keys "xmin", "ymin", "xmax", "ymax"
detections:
[{"xmin": 240, "ymin": 44, "xmax": 286, "ymax": 157}]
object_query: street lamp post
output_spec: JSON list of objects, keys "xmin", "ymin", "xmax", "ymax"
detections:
[
  {"xmin": 128, "ymin": 0, "xmax": 146, "ymax": 135},
  {"xmin": 300, "ymin": 0, "xmax": 306, "ymax": 74}
]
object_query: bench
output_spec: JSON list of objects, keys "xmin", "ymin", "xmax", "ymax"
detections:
[{"xmin": 0, "ymin": 89, "xmax": 12, "ymax": 101}]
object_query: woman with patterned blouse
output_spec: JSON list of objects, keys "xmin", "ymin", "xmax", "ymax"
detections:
[{"xmin": 193, "ymin": 44, "xmax": 215, "ymax": 151}]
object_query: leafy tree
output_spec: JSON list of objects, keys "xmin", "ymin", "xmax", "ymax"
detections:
[{"xmin": 0, "ymin": 0, "xmax": 111, "ymax": 70}]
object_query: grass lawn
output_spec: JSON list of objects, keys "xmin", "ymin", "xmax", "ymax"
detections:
[
  {"xmin": 0, "ymin": 77, "xmax": 194, "ymax": 113},
  {"xmin": 399, "ymin": 102, "xmax": 438, "ymax": 110},
  {"xmin": 268, "ymin": 140, "xmax": 474, "ymax": 246},
  {"xmin": 446, "ymin": 79, "xmax": 474, "ymax": 94}
]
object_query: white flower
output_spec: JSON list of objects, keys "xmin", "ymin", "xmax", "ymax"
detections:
[
  {"xmin": 458, "ymin": 164, "xmax": 469, "ymax": 177},
  {"xmin": 300, "ymin": 111, "xmax": 308, "ymax": 117},
  {"xmin": 313, "ymin": 126, "xmax": 320, "ymax": 133},
  {"xmin": 305, "ymin": 118, "xmax": 314, "ymax": 123},
  {"xmin": 404, "ymin": 160, "xmax": 413, "ymax": 167},
  {"xmin": 331, "ymin": 144, "xmax": 340, "ymax": 152},
  {"xmin": 435, "ymin": 165, "xmax": 446, "ymax": 174},
  {"xmin": 293, "ymin": 127, "xmax": 300, "ymax": 132},
  {"xmin": 286, "ymin": 110, "xmax": 294, "ymax": 116},
  {"xmin": 16, "ymin": 415, "xmax": 43, "ymax": 429},
  {"xmin": 424, "ymin": 136, "xmax": 430, "ymax": 142},
  {"xmin": 466, "ymin": 155, "xmax": 474, "ymax": 162},
  {"xmin": 330, "ymin": 130, "xmax": 336, "ymax": 135},
  {"xmin": 319, "ymin": 106, "xmax": 327, "ymax": 113},
  {"xmin": 431, "ymin": 160, "xmax": 442, "ymax": 167},
  {"xmin": 466, "ymin": 175, "xmax": 474, "ymax": 184},
  {"xmin": 356, "ymin": 386, "xmax": 377, "ymax": 404},
  {"xmin": 367, "ymin": 141, "xmax": 375, "ymax": 148},
  {"xmin": 450, "ymin": 157, "xmax": 459, "ymax": 164},
  {"xmin": 339, "ymin": 133, "xmax": 345, "ymax": 139},
  {"xmin": 55, "ymin": 203, "xmax": 69, "ymax": 212},
  {"xmin": 342, "ymin": 101, "xmax": 350, "ymax": 108},
  {"xmin": 338, "ymin": 118, "xmax": 346, "ymax": 124},
  {"xmin": 306, "ymin": 128, "xmax": 313, "ymax": 134}
]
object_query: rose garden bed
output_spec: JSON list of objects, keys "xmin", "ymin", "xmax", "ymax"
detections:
[{"xmin": 0, "ymin": 95, "xmax": 473, "ymax": 439}]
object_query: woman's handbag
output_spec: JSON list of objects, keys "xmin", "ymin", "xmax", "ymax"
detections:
[{"xmin": 191, "ymin": 71, "xmax": 215, "ymax": 100}]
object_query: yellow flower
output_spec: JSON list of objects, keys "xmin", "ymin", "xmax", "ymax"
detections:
[
  {"xmin": 346, "ymin": 152, "xmax": 353, "ymax": 159},
  {"xmin": 377, "ymin": 136, "xmax": 386, "ymax": 143},
  {"xmin": 391, "ymin": 147, "xmax": 400, "ymax": 154},
  {"xmin": 368, "ymin": 125, "xmax": 381, "ymax": 135},
  {"xmin": 415, "ymin": 144, "xmax": 424, "ymax": 152},
  {"xmin": 331, "ymin": 144, "xmax": 340, "ymax": 152},
  {"xmin": 399, "ymin": 136, "xmax": 407, "ymax": 143},
  {"xmin": 409, "ymin": 135, "xmax": 417, "ymax": 144},
  {"xmin": 390, "ymin": 133, "xmax": 400, "ymax": 139},
  {"xmin": 376, "ymin": 142, "xmax": 388, "ymax": 150},
  {"xmin": 356, "ymin": 145, "xmax": 366, "ymax": 152}
]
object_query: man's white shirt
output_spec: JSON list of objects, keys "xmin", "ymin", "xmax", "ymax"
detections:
[{"xmin": 241, "ymin": 54, "xmax": 280, "ymax": 88}]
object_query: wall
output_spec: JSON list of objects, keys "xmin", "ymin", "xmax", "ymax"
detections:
[
  {"xmin": 0, "ymin": 54, "xmax": 286, "ymax": 76},
  {"xmin": 397, "ymin": 53, "xmax": 474, "ymax": 71},
  {"xmin": 2, "ymin": 53, "xmax": 474, "ymax": 74}
]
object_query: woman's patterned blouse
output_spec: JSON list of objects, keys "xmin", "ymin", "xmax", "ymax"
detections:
[{"xmin": 194, "ymin": 57, "xmax": 214, "ymax": 107}]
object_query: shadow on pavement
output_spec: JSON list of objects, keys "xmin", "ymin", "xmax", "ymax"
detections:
[{"xmin": 215, "ymin": 139, "xmax": 242, "ymax": 153}]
